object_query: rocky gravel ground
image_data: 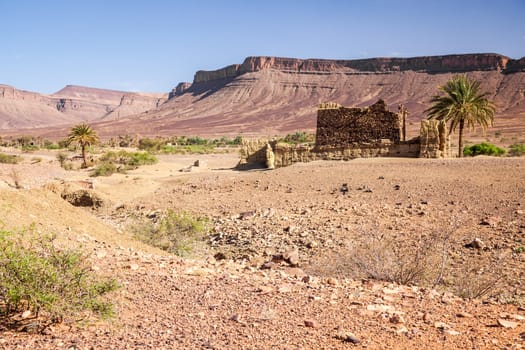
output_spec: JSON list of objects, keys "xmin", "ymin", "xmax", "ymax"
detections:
[{"xmin": 1, "ymin": 154, "xmax": 524, "ymax": 349}]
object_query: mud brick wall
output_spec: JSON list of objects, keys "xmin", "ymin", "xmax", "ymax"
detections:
[
  {"xmin": 419, "ymin": 119, "xmax": 449, "ymax": 158},
  {"xmin": 316, "ymin": 100, "xmax": 402, "ymax": 147},
  {"xmin": 238, "ymin": 139, "xmax": 273, "ymax": 167}
]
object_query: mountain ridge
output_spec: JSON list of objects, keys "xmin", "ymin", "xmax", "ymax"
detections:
[{"xmin": 1, "ymin": 53, "xmax": 524, "ymax": 139}]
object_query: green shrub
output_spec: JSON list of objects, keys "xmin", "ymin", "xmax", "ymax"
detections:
[
  {"xmin": 127, "ymin": 151, "xmax": 157, "ymax": 166},
  {"xmin": 463, "ymin": 142, "xmax": 506, "ymax": 157},
  {"xmin": 91, "ymin": 151, "xmax": 157, "ymax": 177},
  {"xmin": 508, "ymin": 143, "xmax": 525, "ymax": 157},
  {"xmin": 22, "ymin": 144, "xmax": 39, "ymax": 152},
  {"xmin": 0, "ymin": 230, "xmax": 118, "ymax": 331},
  {"xmin": 514, "ymin": 246, "xmax": 525, "ymax": 254},
  {"xmin": 138, "ymin": 138, "xmax": 163, "ymax": 151},
  {"xmin": 99, "ymin": 150, "xmax": 157, "ymax": 166},
  {"xmin": 134, "ymin": 210, "xmax": 209, "ymax": 257},
  {"xmin": 280, "ymin": 131, "xmax": 315, "ymax": 144},
  {"xmin": 0, "ymin": 153, "xmax": 21, "ymax": 164},
  {"xmin": 43, "ymin": 140, "xmax": 61, "ymax": 150},
  {"xmin": 90, "ymin": 162, "xmax": 117, "ymax": 177}
]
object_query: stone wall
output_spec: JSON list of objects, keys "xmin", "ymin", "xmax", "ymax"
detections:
[
  {"xmin": 316, "ymin": 100, "xmax": 402, "ymax": 147},
  {"xmin": 238, "ymin": 101, "xmax": 448, "ymax": 169},
  {"xmin": 419, "ymin": 119, "xmax": 449, "ymax": 158},
  {"xmin": 238, "ymin": 139, "xmax": 272, "ymax": 168}
]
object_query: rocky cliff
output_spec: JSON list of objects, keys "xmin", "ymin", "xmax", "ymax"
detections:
[
  {"xmin": 192, "ymin": 53, "xmax": 515, "ymax": 84},
  {"xmin": 129, "ymin": 53, "xmax": 522, "ymax": 139}
]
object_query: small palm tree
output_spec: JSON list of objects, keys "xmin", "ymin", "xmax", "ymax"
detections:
[
  {"xmin": 67, "ymin": 123, "xmax": 99, "ymax": 168},
  {"xmin": 426, "ymin": 75, "xmax": 496, "ymax": 157}
]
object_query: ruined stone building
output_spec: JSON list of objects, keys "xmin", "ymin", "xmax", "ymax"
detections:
[
  {"xmin": 316, "ymin": 100, "xmax": 403, "ymax": 147},
  {"xmin": 239, "ymin": 100, "xmax": 448, "ymax": 169}
]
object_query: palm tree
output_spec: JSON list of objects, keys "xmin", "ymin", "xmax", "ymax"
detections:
[
  {"xmin": 67, "ymin": 123, "xmax": 99, "ymax": 168},
  {"xmin": 426, "ymin": 75, "xmax": 496, "ymax": 157}
]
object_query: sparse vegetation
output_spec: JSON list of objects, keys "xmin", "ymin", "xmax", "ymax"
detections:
[
  {"xmin": 463, "ymin": 142, "xmax": 506, "ymax": 157},
  {"xmin": 21, "ymin": 144, "xmax": 39, "ymax": 152},
  {"xmin": 343, "ymin": 230, "xmax": 448, "ymax": 286},
  {"xmin": 508, "ymin": 143, "xmax": 525, "ymax": 157},
  {"xmin": 452, "ymin": 258, "xmax": 505, "ymax": 299},
  {"xmin": 9, "ymin": 169, "xmax": 22, "ymax": 189},
  {"xmin": 56, "ymin": 152, "xmax": 68, "ymax": 167},
  {"xmin": 279, "ymin": 131, "xmax": 315, "ymax": 144},
  {"xmin": 514, "ymin": 246, "xmax": 525, "ymax": 254},
  {"xmin": 134, "ymin": 210, "xmax": 209, "ymax": 257},
  {"xmin": 91, "ymin": 162, "xmax": 118, "ymax": 177},
  {"xmin": 0, "ymin": 229, "xmax": 119, "ymax": 331},
  {"xmin": 0, "ymin": 153, "xmax": 21, "ymax": 164},
  {"xmin": 137, "ymin": 135, "xmax": 242, "ymax": 154},
  {"xmin": 90, "ymin": 150, "xmax": 157, "ymax": 177}
]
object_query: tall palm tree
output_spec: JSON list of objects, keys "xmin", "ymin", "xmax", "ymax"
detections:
[
  {"xmin": 426, "ymin": 75, "xmax": 496, "ymax": 157},
  {"xmin": 67, "ymin": 123, "xmax": 99, "ymax": 168}
]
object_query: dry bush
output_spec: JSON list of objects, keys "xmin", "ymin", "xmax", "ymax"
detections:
[
  {"xmin": 9, "ymin": 168, "xmax": 22, "ymax": 189},
  {"xmin": 345, "ymin": 230, "xmax": 449, "ymax": 286},
  {"xmin": 452, "ymin": 255, "xmax": 506, "ymax": 299}
]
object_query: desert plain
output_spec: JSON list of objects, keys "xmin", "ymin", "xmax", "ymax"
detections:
[{"xmin": 0, "ymin": 147, "xmax": 524, "ymax": 349}]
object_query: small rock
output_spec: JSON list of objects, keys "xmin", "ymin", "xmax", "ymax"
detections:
[
  {"xmin": 511, "ymin": 314, "xmax": 525, "ymax": 321},
  {"xmin": 464, "ymin": 238, "xmax": 486, "ymax": 249},
  {"xmin": 286, "ymin": 267, "xmax": 307, "ymax": 278},
  {"xmin": 21, "ymin": 310, "xmax": 32, "ymax": 319},
  {"xmin": 127, "ymin": 263, "xmax": 139, "ymax": 271},
  {"xmin": 367, "ymin": 304, "xmax": 393, "ymax": 313},
  {"xmin": 306, "ymin": 241, "xmax": 318, "ymax": 249},
  {"xmin": 96, "ymin": 250, "xmax": 107, "ymax": 259},
  {"xmin": 390, "ymin": 314, "xmax": 405, "ymax": 324},
  {"xmin": 335, "ymin": 331, "xmax": 360, "ymax": 344},
  {"xmin": 498, "ymin": 319, "xmax": 518, "ymax": 329},
  {"xmin": 443, "ymin": 329, "xmax": 461, "ymax": 336},
  {"xmin": 229, "ymin": 314, "xmax": 243, "ymax": 323},
  {"xmin": 480, "ymin": 216, "xmax": 502, "ymax": 227},
  {"xmin": 340, "ymin": 183, "xmax": 349, "ymax": 195},
  {"xmin": 282, "ymin": 248, "xmax": 300, "ymax": 267},
  {"xmin": 146, "ymin": 211, "xmax": 158, "ymax": 219},
  {"xmin": 395, "ymin": 325, "xmax": 408, "ymax": 335},
  {"xmin": 193, "ymin": 160, "xmax": 207, "ymax": 167},
  {"xmin": 278, "ymin": 285, "xmax": 292, "ymax": 293},
  {"xmin": 304, "ymin": 319, "xmax": 320, "ymax": 328},
  {"xmin": 326, "ymin": 277, "xmax": 339, "ymax": 286},
  {"xmin": 239, "ymin": 211, "xmax": 256, "ymax": 220},
  {"xmin": 257, "ymin": 286, "xmax": 274, "ymax": 294},
  {"xmin": 393, "ymin": 184, "xmax": 401, "ymax": 190},
  {"xmin": 301, "ymin": 275, "xmax": 312, "ymax": 283},
  {"xmin": 434, "ymin": 321, "xmax": 449, "ymax": 329},
  {"xmin": 261, "ymin": 261, "xmax": 279, "ymax": 270},
  {"xmin": 456, "ymin": 312, "xmax": 473, "ymax": 318}
]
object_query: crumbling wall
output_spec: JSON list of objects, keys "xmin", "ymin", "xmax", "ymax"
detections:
[
  {"xmin": 316, "ymin": 100, "xmax": 402, "ymax": 147},
  {"xmin": 419, "ymin": 119, "xmax": 449, "ymax": 158},
  {"xmin": 238, "ymin": 101, "xmax": 447, "ymax": 169},
  {"xmin": 238, "ymin": 139, "xmax": 273, "ymax": 167}
]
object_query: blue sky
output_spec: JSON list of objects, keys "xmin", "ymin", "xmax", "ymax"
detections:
[{"xmin": 1, "ymin": 0, "xmax": 524, "ymax": 94}]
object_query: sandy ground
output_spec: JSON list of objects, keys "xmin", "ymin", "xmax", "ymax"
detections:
[{"xmin": 0, "ymin": 149, "xmax": 524, "ymax": 349}]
